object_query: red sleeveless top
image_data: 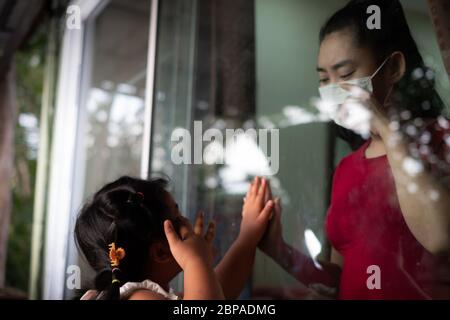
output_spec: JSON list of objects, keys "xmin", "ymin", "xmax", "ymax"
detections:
[{"xmin": 326, "ymin": 120, "xmax": 450, "ymax": 300}]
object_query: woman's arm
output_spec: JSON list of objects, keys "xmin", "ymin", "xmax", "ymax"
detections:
[
  {"xmin": 331, "ymin": 247, "xmax": 344, "ymax": 268},
  {"xmin": 341, "ymin": 84, "xmax": 450, "ymax": 256},
  {"xmin": 262, "ymin": 237, "xmax": 341, "ymax": 289},
  {"xmin": 258, "ymin": 195, "xmax": 341, "ymax": 289},
  {"xmin": 379, "ymin": 124, "xmax": 450, "ymax": 255}
]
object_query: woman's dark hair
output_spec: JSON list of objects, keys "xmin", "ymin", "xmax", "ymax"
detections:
[
  {"xmin": 319, "ymin": 0, "xmax": 446, "ymax": 149},
  {"xmin": 74, "ymin": 176, "xmax": 170, "ymax": 300}
]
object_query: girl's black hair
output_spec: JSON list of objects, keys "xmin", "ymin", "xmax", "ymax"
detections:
[
  {"xmin": 74, "ymin": 176, "xmax": 170, "ymax": 300},
  {"xmin": 319, "ymin": 0, "xmax": 446, "ymax": 149}
]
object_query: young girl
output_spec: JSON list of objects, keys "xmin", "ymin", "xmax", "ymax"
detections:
[{"xmin": 76, "ymin": 175, "xmax": 273, "ymax": 300}]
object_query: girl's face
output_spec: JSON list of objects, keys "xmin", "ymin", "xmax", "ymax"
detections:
[
  {"xmin": 317, "ymin": 28, "xmax": 393, "ymax": 110},
  {"xmin": 144, "ymin": 191, "xmax": 184, "ymax": 283},
  {"xmin": 161, "ymin": 192, "xmax": 184, "ymax": 273},
  {"xmin": 164, "ymin": 192, "xmax": 185, "ymax": 234}
]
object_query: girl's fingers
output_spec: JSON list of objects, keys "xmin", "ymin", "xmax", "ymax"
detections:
[
  {"xmin": 257, "ymin": 178, "xmax": 267, "ymax": 199},
  {"xmin": 194, "ymin": 211, "xmax": 204, "ymax": 235},
  {"xmin": 204, "ymin": 221, "xmax": 216, "ymax": 243},
  {"xmin": 250, "ymin": 176, "xmax": 260, "ymax": 197},
  {"xmin": 164, "ymin": 220, "xmax": 180, "ymax": 247},
  {"xmin": 178, "ymin": 222, "xmax": 191, "ymax": 240},
  {"xmin": 246, "ymin": 180, "xmax": 252, "ymax": 199},
  {"xmin": 178, "ymin": 216, "xmax": 194, "ymax": 233},
  {"xmin": 256, "ymin": 179, "xmax": 268, "ymax": 210},
  {"xmin": 264, "ymin": 179, "xmax": 273, "ymax": 203}
]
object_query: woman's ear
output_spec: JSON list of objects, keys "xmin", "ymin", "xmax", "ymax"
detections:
[
  {"xmin": 388, "ymin": 51, "xmax": 406, "ymax": 84},
  {"xmin": 149, "ymin": 241, "xmax": 172, "ymax": 264}
]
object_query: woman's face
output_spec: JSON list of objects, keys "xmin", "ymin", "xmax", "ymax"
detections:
[{"xmin": 317, "ymin": 28, "xmax": 392, "ymax": 109}]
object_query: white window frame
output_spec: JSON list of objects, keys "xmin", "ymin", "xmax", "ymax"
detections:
[{"xmin": 43, "ymin": 0, "xmax": 159, "ymax": 299}]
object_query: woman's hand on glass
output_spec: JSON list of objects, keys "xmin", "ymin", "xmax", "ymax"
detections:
[
  {"xmin": 239, "ymin": 177, "xmax": 274, "ymax": 247},
  {"xmin": 258, "ymin": 180, "xmax": 284, "ymax": 259}
]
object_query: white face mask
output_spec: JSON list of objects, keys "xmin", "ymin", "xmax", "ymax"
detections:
[
  {"xmin": 316, "ymin": 57, "xmax": 390, "ymax": 136},
  {"xmin": 318, "ymin": 56, "xmax": 390, "ymax": 106}
]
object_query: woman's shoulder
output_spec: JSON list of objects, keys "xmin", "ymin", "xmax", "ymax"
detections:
[{"xmin": 334, "ymin": 140, "xmax": 370, "ymax": 171}]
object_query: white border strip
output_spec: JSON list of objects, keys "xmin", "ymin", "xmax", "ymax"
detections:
[
  {"xmin": 140, "ymin": 0, "xmax": 159, "ymax": 179},
  {"xmin": 43, "ymin": 0, "xmax": 104, "ymax": 300}
]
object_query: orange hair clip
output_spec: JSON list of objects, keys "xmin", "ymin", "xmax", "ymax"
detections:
[{"xmin": 108, "ymin": 242, "xmax": 126, "ymax": 267}]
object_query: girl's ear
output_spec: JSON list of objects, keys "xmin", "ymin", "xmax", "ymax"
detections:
[
  {"xmin": 388, "ymin": 51, "xmax": 406, "ymax": 84},
  {"xmin": 149, "ymin": 241, "xmax": 172, "ymax": 264}
]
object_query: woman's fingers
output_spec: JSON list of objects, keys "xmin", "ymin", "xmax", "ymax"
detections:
[
  {"xmin": 264, "ymin": 179, "xmax": 273, "ymax": 203},
  {"xmin": 194, "ymin": 211, "xmax": 204, "ymax": 235},
  {"xmin": 274, "ymin": 198, "xmax": 283, "ymax": 217},
  {"xmin": 275, "ymin": 197, "xmax": 282, "ymax": 211},
  {"xmin": 258, "ymin": 200, "xmax": 274, "ymax": 222}
]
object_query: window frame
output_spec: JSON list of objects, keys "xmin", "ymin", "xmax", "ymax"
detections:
[{"xmin": 43, "ymin": 0, "xmax": 159, "ymax": 299}]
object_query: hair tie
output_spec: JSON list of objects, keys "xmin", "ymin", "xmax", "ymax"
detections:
[
  {"xmin": 111, "ymin": 267, "xmax": 121, "ymax": 274},
  {"xmin": 108, "ymin": 242, "xmax": 126, "ymax": 267},
  {"xmin": 136, "ymin": 192, "xmax": 144, "ymax": 200}
]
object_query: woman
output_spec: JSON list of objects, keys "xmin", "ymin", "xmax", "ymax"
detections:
[{"xmin": 259, "ymin": 0, "xmax": 450, "ymax": 299}]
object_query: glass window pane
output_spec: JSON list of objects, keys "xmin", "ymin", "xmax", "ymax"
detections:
[
  {"xmin": 65, "ymin": 0, "xmax": 152, "ymax": 299},
  {"xmin": 151, "ymin": 0, "xmax": 450, "ymax": 300},
  {"xmin": 81, "ymin": 0, "xmax": 151, "ymax": 198}
]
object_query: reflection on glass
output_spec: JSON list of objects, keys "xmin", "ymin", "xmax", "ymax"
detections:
[{"xmin": 81, "ymin": 0, "xmax": 151, "ymax": 198}]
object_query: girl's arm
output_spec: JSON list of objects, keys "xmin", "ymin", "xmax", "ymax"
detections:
[
  {"xmin": 214, "ymin": 235, "xmax": 259, "ymax": 299},
  {"xmin": 214, "ymin": 177, "xmax": 274, "ymax": 299},
  {"xmin": 164, "ymin": 219, "xmax": 224, "ymax": 300}
]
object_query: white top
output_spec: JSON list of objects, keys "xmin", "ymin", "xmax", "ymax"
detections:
[
  {"xmin": 80, "ymin": 279, "xmax": 180, "ymax": 300},
  {"xmin": 120, "ymin": 279, "xmax": 179, "ymax": 300}
]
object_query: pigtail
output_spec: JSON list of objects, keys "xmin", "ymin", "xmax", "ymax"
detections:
[{"xmin": 94, "ymin": 243, "xmax": 126, "ymax": 300}]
